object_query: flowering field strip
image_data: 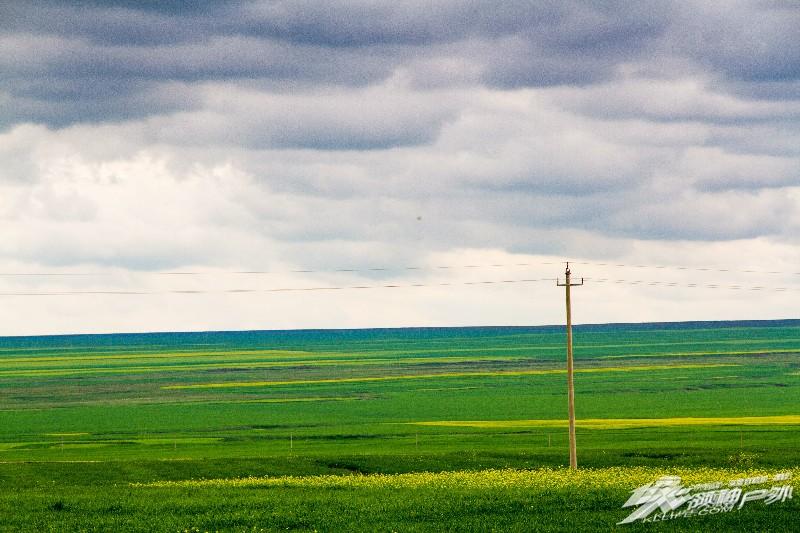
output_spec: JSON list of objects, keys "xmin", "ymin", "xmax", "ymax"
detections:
[
  {"xmin": 199, "ymin": 395, "xmax": 361, "ymax": 405},
  {"xmin": 600, "ymin": 348, "xmax": 800, "ymax": 359},
  {"xmin": 0, "ymin": 352, "xmax": 522, "ymax": 367},
  {"xmin": 0, "ymin": 349, "xmax": 315, "ymax": 364},
  {"xmin": 0, "ymin": 354, "xmax": 530, "ymax": 378},
  {"xmin": 580, "ymin": 337, "xmax": 800, "ymax": 349},
  {"xmin": 162, "ymin": 363, "xmax": 738, "ymax": 389},
  {"xmin": 409, "ymin": 415, "xmax": 800, "ymax": 430}
]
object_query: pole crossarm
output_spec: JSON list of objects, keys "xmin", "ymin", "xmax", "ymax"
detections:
[{"xmin": 557, "ymin": 262, "xmax": 584, "ymax": 287}]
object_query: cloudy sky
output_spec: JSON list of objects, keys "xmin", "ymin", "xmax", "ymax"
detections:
[{"xmin": 2, "ymin": 1, "xmax": 799, "ymax": 336}]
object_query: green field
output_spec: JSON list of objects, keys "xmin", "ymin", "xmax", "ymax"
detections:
[{"xmin": 1, "ymin": 322, "xmax": 798, "ymax": 531}]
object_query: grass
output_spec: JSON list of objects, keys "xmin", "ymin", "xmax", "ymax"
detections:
[
  {"xmin": 0, "ymin": 466, "xmax": 796, "ymax": 532},
  {"xmin": 0, "ymin": 321, "xmax": 798, "ymax": 531}
]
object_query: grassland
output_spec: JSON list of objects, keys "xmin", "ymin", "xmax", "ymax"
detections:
[{"xmin": 0, "ymin": 321, "xmax": 798, "ymax": 531}]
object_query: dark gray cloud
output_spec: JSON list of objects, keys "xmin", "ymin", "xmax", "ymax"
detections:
[
  {"xmin": 0, "ymin": 3, "xmax": 224, "ymax": 46},
  {"xmin": 705, "ymin": 123, "xmax": 800, "ymax": 158},
  {"xmin": 142, "ymin": 83, "xmax": 459, "ymax": 150},
  {"xmin": 606, "ymin": 189, "xmax": 794, "ymax": 241},
  {"xmin": 0, "ymin": 78, "xmax": 200, "ymax": 129},
  {"xmin": 9, "ymin": 0, "xmax": 794, "ymax": 130},
  {"xmin": 672, "ymin": 1, "xmax": 800, "ymax": 83},
  {"xmin": 549, "ymin": 78, "xmax": 800, "ymax": 125},
  {"xmin": 0, "ymin": 1, "xmax": 551, "ymax": 47}
]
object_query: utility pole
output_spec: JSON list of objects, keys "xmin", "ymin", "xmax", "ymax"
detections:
[{"xmin": 557, "ymin": 262, "xmax": 583, "ymax": 470}]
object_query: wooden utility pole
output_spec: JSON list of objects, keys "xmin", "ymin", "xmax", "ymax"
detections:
[{"xmin": 557, "ymin": 262, "xmax": 583, "ymax": 470}]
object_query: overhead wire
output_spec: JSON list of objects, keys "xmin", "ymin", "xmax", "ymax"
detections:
[
  {"xmin": 573, "ymin": 261, "xmax": 800, "ymax": 276},
  {"xmin": 583, "ymin": 277, "xmax": 800, "ymax": 292},
  {"xmin": 0, "ymin": 262, "xmax": 560, "ymax": 277},
  {"xmin": 1, "ymin": 259, "xmax": 798, "ymax": 277},
  {"xmin": 2, "ymin": 258, "xmax": 800, "ymax": 297},
  {"xmin": 0, "ymin": 277, "xmax": 559, "ymax": 297},
  {"xmin": 1, "ymin": 275, "xmax": 799, "ymax": 297}
]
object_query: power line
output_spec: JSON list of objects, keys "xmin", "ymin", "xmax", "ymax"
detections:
[
  {"xmin": 0, "ymin": 277, "xmax": 558, "ymax": 297},
  {"xmin": 0, "ymin": 262, "xmax": 559, "ymax": 277},
  {"xmin": 1, "ymin": 276, "xmax": 799, "ymax": 297},
  {"xmin": 585, "ymin": 278, "xmax": 800, "ymax": 292},
  {"xmin": 1, "ymin": 259, "xmax": 798, "ymax": 278},
  {"xmin": 574, "ymin": 261, "xmax": 800, "ymax": 277}
]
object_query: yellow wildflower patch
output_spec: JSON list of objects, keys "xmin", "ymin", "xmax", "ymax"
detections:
[
  {"xmin": 132, "ymin": 467, "xmax": 796, "ymax": 491},
  {"xmin": 212, "ymin": 396, "xmax": 359, "ymax": 404}
]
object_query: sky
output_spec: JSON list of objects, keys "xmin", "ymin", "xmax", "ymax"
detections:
[{"xmin": 1, "ymin": 1, "xmax": 799, "ymax": 336}]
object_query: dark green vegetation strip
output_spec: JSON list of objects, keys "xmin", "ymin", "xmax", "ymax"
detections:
[{"xmin": 0, "ymin": 323, "xmax": 799, "ymax": 531}]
